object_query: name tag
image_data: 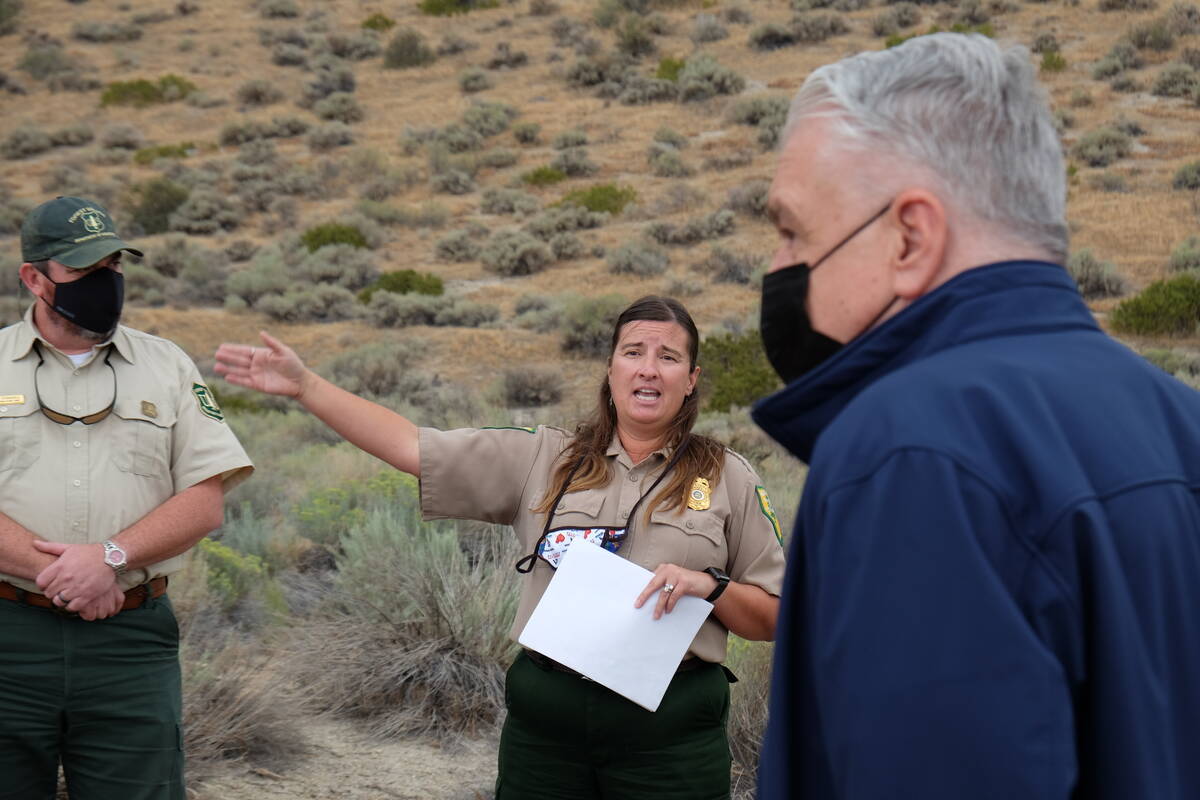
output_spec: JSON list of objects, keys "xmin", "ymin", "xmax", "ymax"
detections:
[{"xmin": 0, "ymin": 395, "xmax": 25, "ymax": 405}]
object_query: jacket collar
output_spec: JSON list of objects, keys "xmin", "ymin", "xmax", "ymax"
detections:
[{"xmin": 752, "ymin": 261, "xmax": 1099, "ymax": 463}]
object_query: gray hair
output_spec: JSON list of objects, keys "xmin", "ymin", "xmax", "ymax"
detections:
[{"xmin": 782, "ymin": 34, "xmax": 1068, "ymax": 262}]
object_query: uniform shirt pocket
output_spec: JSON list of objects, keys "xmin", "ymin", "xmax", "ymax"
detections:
[
  {"xmin": 111, "ymin": 397, "xmax": 176, "ymax": 478},
  {"xmin": 539, "ymin": 490, "xmax": 606, "ymax": 525},
  {"xmin": 0, "ymin": 404, "xmax": 40, "ymax": 472},
  {"xmin": 647, "ymin": 508, "xmax": 728, "ymax": 571}
]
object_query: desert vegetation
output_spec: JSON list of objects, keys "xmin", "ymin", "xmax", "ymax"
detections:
[{"xmin": 1, "ymin": 0, "xmax": 1199, "ymax": 796}]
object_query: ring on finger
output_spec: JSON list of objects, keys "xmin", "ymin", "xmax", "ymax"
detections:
[
  {"xmin": 57, "ymin": 592, "xmax": 68, "ymax": 604},
  {"xmin": 663, "ymin": 583, "xmax": 675, "ymax": 594}
]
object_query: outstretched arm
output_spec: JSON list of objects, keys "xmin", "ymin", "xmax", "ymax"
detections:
[{"xmin": 214, "ymin": 332, "xmax": 421, "ymax": 476}]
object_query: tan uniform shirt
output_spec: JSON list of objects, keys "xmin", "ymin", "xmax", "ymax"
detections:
[
  {"xmin": 0, "ymin": 308, "xmax": 254, "ymax": 593},
  {"xmin": 420, "ymin": 424, "xmax": 786, "ymax": 663}
]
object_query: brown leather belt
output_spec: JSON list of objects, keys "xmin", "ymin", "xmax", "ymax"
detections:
[
  {"xmin": 0, "ymin": 576, "xmax": 168, "ymax": 614},
  {"xmin": 524, "ymin": 648, "xmax": 704, "ymax": 678}
]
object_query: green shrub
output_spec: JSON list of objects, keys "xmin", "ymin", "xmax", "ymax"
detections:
[
  {"xmin": 301, "ymin": 222, "xmax": 370, "ymax": 252},
  {"xmin": 383, "ymin": 28, "xmax": 436, "ymax": 68},
  {"xmin": 133, "ymin": 142, "xmax": 195, "ymax": 165},
  {"xmin": 1110, "ymin": 273, "xmax": 1200, "ymax": 336},
  {"xmin": 1172, "ymin": 160, "xmax": 1200, "ymax": 189},
  {"xmin": 656, "ymin": 56, "xmax": 686, "ymax": 81},
  {"xmin": 0, "ymin": 0, "xmax": 21, "ymax": 36},
  {"xmin": 1072, "ymin": 127, "xmax": 1131, "ymax": 167},
  {"xmin": 1067, "ymin": 250, "xmax": 1130, "ymax": 299},
  {"xmin": 419, "ymin": 0, "xmax": 499, "ymax": 15},
  {"xmin": 616, "ymin": 16, "xmax": 657, "ymax": 58},
  {"xmin": 700, "ymin": 329, "xmax": 780, "ymax": 412},
  {"xmin": 359, "ymin": 270, "xmax": 444, "ymax": 303},
  {"xmin": 502, "ymin": 367, "xmax": 564, "ymax": 407},
  {"xmin": 128, "ymin": 178, "xmax": 190, "ymax": 235},
  {"xmin": 362, "ymin": 12, "xmax": 396, "ymax": 31},
  {"xmin": 1041, "ymin": 50, "xmax": 1067, "ymax": 73},
  {"xmin": 101, "ymin": 74, "xmax": 197, "ymax": 107},
  {"xmin": 522, "ymin": 165, "xmax": 568, "ymax": 186},
  {"xmin": 1099, "ymin": 0, "xmax": 1156, "ymax": 9},
  {"xmin": 1168, "ymin": 235, "xmax": 1200, "ymax": 272},
  {"xmin": 560, "ymin": 294, "xmax": 627, "ymax": 356},
  {"xmin": 1142, "ymin": 347, "xmax": 1200, "ymax": 378},
  {"xmin": 558, "ymin": 183, "xmax": 637, "ymax": 215},
  {"xmin": 195, "ymin": 538, "xmax": 281, "ymax": 613}
]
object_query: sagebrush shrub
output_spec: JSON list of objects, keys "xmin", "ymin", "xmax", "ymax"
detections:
[
  {"xmin": 299, "ymin": 58, "xmax": 355, "ymax": 108},
  {"xmin": 1127, "ymin": 19, "xmax": 1174, "ymax": 51},
  {"xmin": 700, "ymin": 247, "xmax": 761, "ymax": 284},
  {"xmin": 481, "ymin": 188, "xmax": 541, "ymax": 216},
  {"xmin": 259, "ymin": 0, "xmax": 300, "ymax": 18},
  {"xmin": 431, "ymin": 169, "xmax": 476, "ymax": 195},
  {"xmin": 459, "ymin": 67, "xmax": 492, "ymax": 93},
  {"xmin": 607, "ymin": 241, "xmax": 669, "ymax": 276},
  {"xmin": 236, "ymin": 79, "xmax": 284, "ymax": 107},
  {"xmin": 616, "ymin": 16, "xmax": 657, "ymax": 57},
  {"xmin": 296, "ymin": 244, "xmax": 379, "ymax": 291},
  {"xmin": 435, "ymin": 227, "xmax": 486, "ymax": 262},
  {"xmin": 1072, "ymin": 127, "xmax": 1131, "ymax": 167},
  {"xmin": 1168, "ymin": 236, "xmax": 1200, "ymax": 272},
  {"xmin": 99, "ymin": 124, "xmax": 144, "ymax": 150},
  {"xmin": 463, "ymin": 100, "xmax": 519, "ymax": 137},
  {"xmin": 725, "ymin": 179, "xmax": 769, "ymax": 217},
  {"xmin": 1, "ymin": 125, "xmax": 51, "ymax": 160},
  {"xmin": 72, "ymin": 20, "xmax": 143, "ymax": 42},
  {"xmin": 553, "ymin": 129, "xmax": 589, "ymax": 150},
  {"xmin": 646, "ymin": 209, "xmax": 735, "ymax": 245},
  {"xmin": 1152, "ymin": 63, "xmax": 1199, "ymax": 97},
  {"xmin": 791, "ymin": 11, "xmax": 849, "ymax": 42},
  {"xmin": 560, "ymin": 294, "xmax": 627, "ymax": 356},
  {"xmin": 314, "ymin": 92, "xmax": 365, "ymax": 124},
  {"xmin": 1171, "ymin": 160, "xmax": 1200, "ymax": 189},
  {"xmin": 481, "ymin": 230, "xmax": 554, "ymax": 275},
  {"xmin": 257, "ymin": 285, "xmax": 361, "ymax": 323},
  {"xmin": 169, "ymin": 188, "xmax": 241, "ymax": 234},
  {"xmin": 362, "ymin": 12, "xmax": 396, "ymax": 30},
  {"xmin": 648, "ymin": 145, "xmax": 694, "ymax": 177},
  {"xmin": 1067, "ymin": 250, "xmax": 1130, "ymax": 299},
  {"xmin": 525, "ymin": 204, "xmax": 608, "ymax": 240},
  {"xmin": 749, "ymin": 23, "xmax": 796, "ymax": 50},
  {"xmin": 1099, "ymin": 0, "xmax": 1155, "ymax": 9},
  {"xmin": 691, "ymin": 13, "xmax": 729, "ymax": 43},
  {"xmin": 502, "ymin": 368, "xmax": 564, "ymax": 407},
  {"xmin": 324, "ymin": 31, "xmax": 383, "ymax": 61},
  {"xmin": 550, "ymin": 232, "xmax": 585, "ymax": 260},
  {"xmin": 513, "ymin": 122, "xmax": 541, "ymax": 144},
  {"xmin": 486, "ymin": 42, "xmax": 528, "ymax": 69},
  {"xmin": 307, "ymin": 121, "xmax": 354, "ymax": 152},
  {"xmin": 1110, "ymin": 273, "xmax": 1200, "ymax": 335},
  {"xmin": 550, "ymin": 147, "xmax": 598, "ymax": 177},
  {"xmin": 522, "ymin": 166, "xmax": 567, "ymax": 186},
  {"xmin": 677, "ymin": 54, "xmax": 745, "ymax": 102}
]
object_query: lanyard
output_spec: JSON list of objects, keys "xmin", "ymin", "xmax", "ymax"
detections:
[{"xmin": 514, "ymin": 436, "xmax": 691, "ymax": 574}]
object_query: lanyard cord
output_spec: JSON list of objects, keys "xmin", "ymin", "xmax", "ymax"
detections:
[{"xmin": 514, "ymin": 436, "xmax": 692, "ymax": 574}]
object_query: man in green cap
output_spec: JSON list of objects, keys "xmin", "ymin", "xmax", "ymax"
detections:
[{"xmin": 0, "ymin": 196, "xmax": 253, "ymax": 799}]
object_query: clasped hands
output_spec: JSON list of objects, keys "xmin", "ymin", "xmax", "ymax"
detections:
[
  {"xmin": 31, "ymin": 540, "xmax": 124, "ymax": 621},
  {"xmin": 633, "ymin": 563, "xmax": 720, "ymax": 620}
]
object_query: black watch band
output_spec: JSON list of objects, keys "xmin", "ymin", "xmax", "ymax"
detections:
[{"xmin": 704, "ymin": 567, "xmax": 730, "ymax": 603}]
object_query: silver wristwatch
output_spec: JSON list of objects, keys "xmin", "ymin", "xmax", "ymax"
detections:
[{"xmin": 102, "ymin": 540, "xmax": 128, "ymax": 576}]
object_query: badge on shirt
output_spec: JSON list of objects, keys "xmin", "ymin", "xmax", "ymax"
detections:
[
  {"xmin": 141, "ymin": 401, "xmax": 158, "ymax": 418},
  {"xmin": 192, "ymin": 383, "xmax": 225, "ymax": 422},
  {"xmin": 0, "ymin": 395, "xmax": 25, "ymax": 405},
  {"xmin": 688, "ymin": 477, "xmax": 711, "ymax": 511}
]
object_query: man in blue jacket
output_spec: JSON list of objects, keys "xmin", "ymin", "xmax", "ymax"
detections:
[{"xmin": 754, "ymin": 33, "xmax": 1200, "ymax": 800}]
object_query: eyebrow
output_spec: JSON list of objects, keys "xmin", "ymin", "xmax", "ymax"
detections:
[{"xmin": 620, "ymin": 339, "xmax": 685, "ymax": 359}]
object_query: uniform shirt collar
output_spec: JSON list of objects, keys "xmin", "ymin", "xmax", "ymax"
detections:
[
  {"xmin": 606, "ymin": 430, "xmax": 673, "ymax": 469},
  {"xmin": 10, "ymin": 304, "xmax": 134, "ymax": 365}
]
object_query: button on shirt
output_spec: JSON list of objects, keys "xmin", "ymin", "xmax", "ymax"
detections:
[
  {"xmin": 419, "ymin": 425, "xmax": 786, "ymax": 663},
  {"xmin": 0, "ymin": 308, "xmax": 254, "ymax": 593}
]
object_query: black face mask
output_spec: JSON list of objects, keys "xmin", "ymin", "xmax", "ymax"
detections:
[
  {"xmin": 760, "ymin": 202, "xmax": 893, "ymax": 385},
  {"xmin": 44, "ymin": 267, "xmax": 125, "ymax": 336}
]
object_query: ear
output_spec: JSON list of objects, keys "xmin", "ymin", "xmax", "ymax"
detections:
[
  {"xmin": 888, "ymin": 189, "xmax": 948, "ymax": 301},
  {"xmin": 18, "ymin": 263, "xmax": 46, "ymax": 295},
  {"xmin": 686, "ymin": 365, "xmax": 700, "ymax": 396}
]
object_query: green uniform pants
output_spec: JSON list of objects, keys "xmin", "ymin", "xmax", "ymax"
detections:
[
  {"xmin": 0, "ymin": 594, "xmax": 184, "ymax": 800},
  {"xmin": 496, "ymin": 650, "xmax": 732, "ymax": 800}
]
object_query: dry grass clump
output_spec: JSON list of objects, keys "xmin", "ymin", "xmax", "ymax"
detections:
[
  {"xmin": 286, "ymin": 508, "xmax": 520, "ymax": 741},
  {"xmin": 726, "ymin": 638, "xmax": 775, "ymax": 800}
]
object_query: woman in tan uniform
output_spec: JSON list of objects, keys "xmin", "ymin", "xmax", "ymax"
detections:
[{"xmin": 215, "ymin": 295, "xmax": 784, "ymax": 800}]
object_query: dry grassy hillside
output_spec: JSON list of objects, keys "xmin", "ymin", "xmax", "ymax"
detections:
[{"xmin": 2, "ymin": 0, "xmax": 1200, "ymax": 796}]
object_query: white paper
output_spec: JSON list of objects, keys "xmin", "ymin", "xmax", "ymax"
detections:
[{"xmin": 518, "ymin": 540, "xmax": 712, "ymax": 712}]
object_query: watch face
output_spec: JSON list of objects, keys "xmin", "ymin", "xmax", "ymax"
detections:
[{"xmin": 105, "ymin": 547, "xmax": 126, "ymax": 566}]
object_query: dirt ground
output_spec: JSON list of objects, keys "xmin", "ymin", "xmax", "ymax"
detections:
[{"xmin": 192, "ymin": 716, "xmax": 499, "ymax": 800}]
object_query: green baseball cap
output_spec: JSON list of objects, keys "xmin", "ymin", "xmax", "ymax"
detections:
[{"xmin": 21, "ymin": 196, "xmax": 144, "ymax": 269}]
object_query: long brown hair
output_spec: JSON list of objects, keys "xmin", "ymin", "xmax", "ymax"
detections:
[{"xmin": 533, "ymin": 296, "xmax": 726, "ymax": 522}]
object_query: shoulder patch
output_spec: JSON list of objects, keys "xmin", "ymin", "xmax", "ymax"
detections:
[
  {"xmin": 192, "ymin": 382, "xmax": 225, "ymax": 422},
  {"xmin": 755, "ymin": 485, "xmax": 783, "ymax": 546},
  {"xmin": 482, "ymin": 425, "xmax": 537, "ymax": 434}
]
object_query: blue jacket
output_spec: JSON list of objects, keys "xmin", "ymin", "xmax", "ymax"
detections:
[{"xmin": 753, "ymin": 261, "xmax": 1200, "ymax": 800}]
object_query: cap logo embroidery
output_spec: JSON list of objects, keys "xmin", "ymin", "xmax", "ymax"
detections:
[{"xmin": 80, "ymin": 212, "xmax": 105, "ymax": 233}]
